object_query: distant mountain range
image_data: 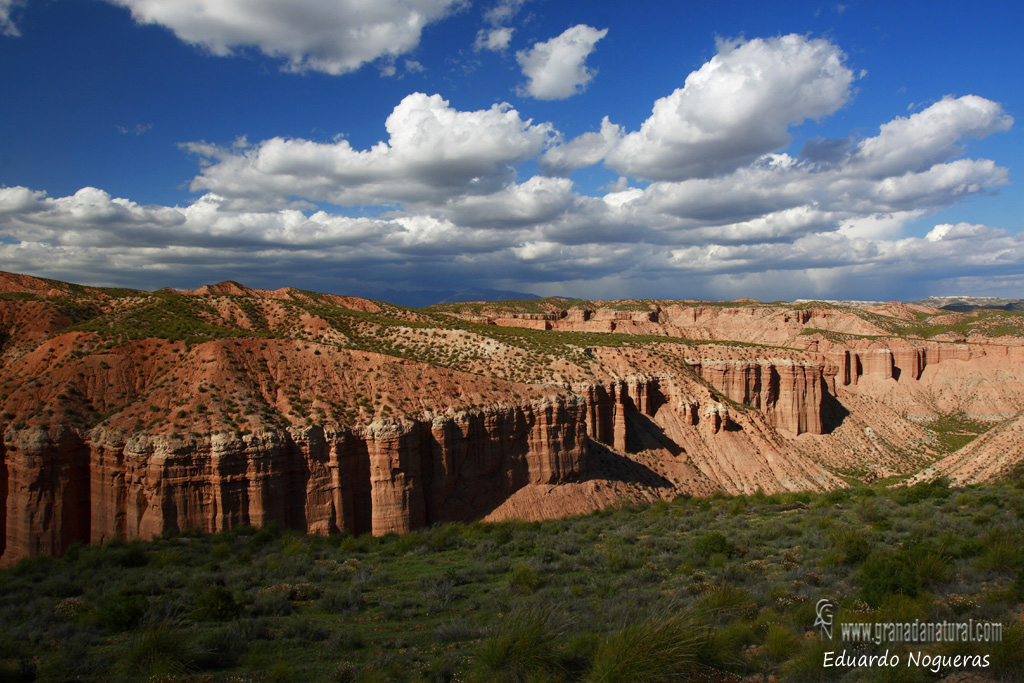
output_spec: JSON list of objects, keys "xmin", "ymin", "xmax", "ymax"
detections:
[
  {"xmin": 378, "ymin": 288, "xmax": 543, "ymax": 308},
  {"xmin": 793, "ymin": 296, "xmax": 1024, "ymax": 313},
  {"xmin": 912, "ymin": 296, "xmax": 1024, "ymax": 313}
]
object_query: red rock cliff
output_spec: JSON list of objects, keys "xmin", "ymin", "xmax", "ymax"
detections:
[
  {"xmin": 1, "ymin": 397, "xmax": 589, "ymax": 565},
  {"xmin": 1, "ymin": 366, "xmax": 838, "ymax": 565},
  {"xmin": 687, "ymin": 359, "xmax": 829, "ymax": 435},
  {"xmin": 5, "ymin": 272, "xmax": 1024, "ymax": 565}
]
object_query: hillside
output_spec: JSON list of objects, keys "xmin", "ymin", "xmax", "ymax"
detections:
[
  {"xmin": 2, "ymin": 270, "xmax": 1024, "ymax": 565},
  {"xmin": 2, "ymin": 481, "xmax": 1022, "ymax": 682}
]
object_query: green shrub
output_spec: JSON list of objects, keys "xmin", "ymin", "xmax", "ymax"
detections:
[
  {"xmin": 829, "ymin": 527, "xmax": 872, "ymax": 564},
  {"xmin": 693, "ymin": 532, "xmax": 735, "ymax": 559},
  {"xmin": 706, "ymin": 619, "xmax": 757, "ymax": 671},
  {"xmin": 11, "ymin": 554, "xmax": 55, "ymax": 577},
  {"xmin": 193, "ymin": 625, "xmax": 249, "ymax": 670},
  {"xmin": 116, "ymin": 540, "xmax": 149, "ymax": 569},
  {"xmin": 782, "ymin": 637, "xmax": 833, "ymax": 682},
  {"xmin": 989, "ymin": 622, "xmax": 1024, "ymax": 678},
  {"xmin": 422, "ymin": 576, "xmax": 462, "ymax": 609},
  {"xmin": 321, "ymin": 587, "xmax": 364, "ymax": 615},
  {"xmin": 284, "ymin": 619, "xmax": 329, "ymax": 643},
  {"xmin": 977, "ymin": 539, "xmax": 1021, "ymax": 572},
  {"xmin": 855, "ymin": 496, "xmax": 887, "ymax": 523},
  {"xmin": 193, "ymin": 584, "xmax": 241, "ymax": 622},
  {"xmin": 873, "ymin": 593, "xmax": 929, "ymax": 627},
  {"xmin": 250, "ymin": 590, "xmax": 294, "ymax": 617},
  {"xmin": 265, "ymin": 659, "xmax": 295, "ymax": 683},
  {"xmin": 906, "ymin": 546, "xmax": 952, "ymax": 586},
  {"xmin": 433, "ymin": 619, "xmax": 476, "ymax": 644},
  {"xmin": 859, "ymin": 551, "xmax": 921, "ymax": 607},
  {"xmin": 86, "ymin": 587, "xmax": 149, "ymax": 632},
  {"xmin": 0, "ymin": 658, "xmax": 36, "ymax": 682},
  {"xmin": 695, "ymin": 584, "xmax": 751, "ymax": 613},
  {"xmin": 603, "ymin": 543, "xmax": 629, "ymax": 571},
  {"xmin": 508, "ymin": 563, "xmax": 542, "ymax": 594},
  {"xmin": 938, "ymin": 531, "xmax": 983, "ymax": 559},
  {"xmin": 327, "ymin": 627, "xmax": 366, "ymax": 652},
  {"xmin": 760, "ymin": 623, "xmax": 801, "ymax": 663},
  {"xmin": 251, "ymin": 522, "xmax": 283, "ymax": 547},
  {"xmin": 896, "ymin": 478, "xmax": 951, "ymax": 504},
  {"xmin": 33, "ymin": 631, "xmax": 97, "ymax": 680},
  {"xmin": 423, "ymin": 523, "xmax": 462, "ymax": 552}
]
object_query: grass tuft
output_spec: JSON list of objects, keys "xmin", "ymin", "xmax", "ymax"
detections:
[
  {"xmin": 114, "ymin": 620, "xmax": 200, "ymax": 681},
  {"xmin": 473, "ymin": 606, "xmax": 562, "ymax": 682},
  {"xmin": 585, "ymin": 607, "xmax": 711, "ymax": 683}
]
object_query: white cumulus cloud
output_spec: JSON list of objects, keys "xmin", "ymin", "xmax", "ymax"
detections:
[
  {"xmin": 475, "ymin": 26, "xmax": 514, "ymax": 51},
  {"xmin": 516, "ymin": 24, "xmax": 607, "ymax": 100},
  {"xmin": 483, "ymin": 0, "xmax": 526, "ymax": 26},
  {"xmin": 541, "ymin": 116, "xmax": 623, "ymax": 176},
  {"xmin": 610, "ymin": 34, "xmax": 853, "ymax": 180},
  {"xmin": 0, "ymin": 30, "xmax": 1019, "ymax": 302},
  {"xmin": 633, "ymin": 91, "xmax": 1012, "ymax": 230},
  {"xmin": 925, "ymin": 222, "xmax": 1007, "ymax": 242},
  {"xmin": 187, "ymin": 93, "xmax": 557, "ymax": 207},
  {"xmin": 443, "ymin": 175, "xmax": 575, "ymax": 228},
  {"xmin": 851, "ymin": 95, "xmax": 1013, "ymax": 177},
  {"xmin": 545, "ymin": 34, "xmax": 854, "ymax": 180},
  {"xmin": 106, "ymin": 0, "xmax": 461, "ymax": 75}
]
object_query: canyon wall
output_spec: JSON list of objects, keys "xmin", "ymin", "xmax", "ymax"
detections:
[
  {"xmin": 6, "ymin": 338, "xmax": 1007, "ymax": 565},
  {"xmin": 4, "ymin": 310, "xmax": 1024, "ymax": 565},
  {"xmin": 0, "ymin": 397, "xmax": 592, "ymax": 565},
  {"xmin": 5, "ymin": 273, "xmax": 1024, "ymax": 566},
  {"xmin": 828, "ymin": 340, "xmax": 1024, "ymax": 388},
  {"xmin": 680, "ymin": 341, "xmax": 1024, "ymax": 436},
  {"xmin": 467, "ymin": 304, "xmax": 890, "ymax": 342},
  {"xmin": 688, "ymin": 359, "xmax": 829, "ymax": 435},
  {"xmin": 0, "ymin": 366, "xmax": 838, "ymax": 565}
]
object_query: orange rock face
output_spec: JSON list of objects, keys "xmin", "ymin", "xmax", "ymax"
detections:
[
  {"xmin": 3, "ymin": 426, "xmax": 90, "ymax": 561},
  {"xmin": 1, "ymin": 399, "xmax": 592, "ymax": 564},
  {"xmin": 3, "ymin": 271, "xmax": 1024, "ymax": 565},
  {"xmin": 1, "ymin": 360, "xmax": 841, "ymax": 565},
  {"xmin": 686, "ymin": 358, "xmax": 826, "ymax": 435}
]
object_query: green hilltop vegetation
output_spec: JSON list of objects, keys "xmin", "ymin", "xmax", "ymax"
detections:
[
  {"xmin": 68, "ymin": 292, "xmax": 246, "ymax": 344},
  {"xmin": 5, "ymin": 279, "xmax": 1024, "ymax": 426},
  {"xmin": 1, "ymin": 479, "xmax": 1022, "ymax": 682},
  {"xmin": 847, "ymin": 305, "xmax": 1024, "ymax": 341},
  {"xmin": 6, "ymin": 279, "xmax": 1024, "ymax": 364},
  {"xmin": 798, "ymin": 303, "xmax": 1024, "ymax": 343},
  {"xmin": 3, "ymin": 286, "xmax": 789, "ymax": 389}
]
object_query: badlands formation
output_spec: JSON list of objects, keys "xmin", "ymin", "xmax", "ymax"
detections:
[{"xmin": 1, "ymin": 270, "xmax": 1023, "ymax": 566}]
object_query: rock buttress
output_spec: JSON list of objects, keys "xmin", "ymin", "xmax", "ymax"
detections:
[
  {"xmin": 3, "ymin": 425, "xmax": 90, "ymax": 562},
  {"xmin": 0, "ymin": 396, "xmax": 590, "ymax": 565},
  {"xmin": 689, "ymin": 359, "xmax": 829, "ymax": 435}
]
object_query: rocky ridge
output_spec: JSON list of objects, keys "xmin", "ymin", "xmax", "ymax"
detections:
[{"xmin": 2, "ymin": 271, "xmax": 1023, "ymax": 565}]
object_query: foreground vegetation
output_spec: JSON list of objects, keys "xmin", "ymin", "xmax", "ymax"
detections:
[{"xmin": 2, "ymin": 480, "xmax": 1023, "ymax": 682}]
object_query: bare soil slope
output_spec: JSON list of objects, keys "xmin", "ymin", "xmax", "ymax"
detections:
[{"xmin": 2, "ymin": 271, "xmax": 1022, "ymax": 564}]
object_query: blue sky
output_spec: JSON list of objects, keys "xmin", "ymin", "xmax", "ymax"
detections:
[{"xmin": 1, "ymin": 0, "xmax": 1022, "ymax": 303}]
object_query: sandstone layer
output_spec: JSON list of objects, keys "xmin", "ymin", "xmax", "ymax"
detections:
[{"xmin": 2, "ymin": 271, "xmax": 1023, "ymax": 565}]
